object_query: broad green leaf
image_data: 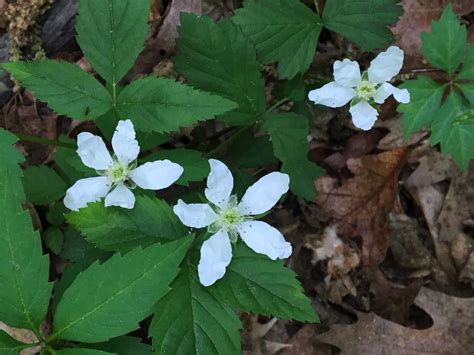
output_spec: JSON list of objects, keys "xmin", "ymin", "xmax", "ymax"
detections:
[
  {"xmin": 56, "ymin": 349, "xmax": 114, "ymax": 355},
  {"xmin": 141, "ymin": 149, "xmax": 209, "ymax": 186},
  {"xmin": 116, "ymin": 77, "xmax": 237, "ymax": 133},
  {"xmin": 233, "ymin": 0, "xmax": 322, "ymax": 79},
  {"xmin": 22, "ymin": 165, "xmax": 67, "ymax": 205},
  {"xmin": 262, "ymin": 113, "xmax": 323, "ymax": 200},
  {"xmin": 273, "ymin": 75, "xmax": 306, "ymax": 102},
  {"xmin": 322, "ymin": 0, "xmax": 402, "ymax": 51},
  {"xmin": 0, "ymin": 129, "xmax": 53, "ymax": 330},
  {"xmin": 210, "ymin": 243, "xmax": 317, "ymax": 322},
  {"xmin": 60, "ymin": 226, "xmax": 107, "ymax": 263},
  {"xmin": 430, "ymin": 92, "xmax": 464, "ymax": 145},
  {"xmin": 89, "ymin": 336, "xmax": 152, "ymax": 355},
  {"xmin": 44, "ymin": 226, "xmax": 64, "ymax": 255},
  {"xmin": 52, "ymin": 237, "xmax": 193, "ymax": 343},
  {"xmin": 458, "ymin": 44, "xmax": 474, "ymax": 80},
  {"xmin": 458, "ymin": 82, "xmax": 474, "ymax": 105},
  {"xmin": 228, "ymin": 131, "xmax": 277, "ymax": 168},
  {"xmin": 2, "ymin": 61, "xmax": 112, "ymax": 120},
  {"xmin": 150, "ymin": 261, "xmax": 242, "ymax": 355},
  {"xmin": 47, "ymin": 202, "xmax": 68, "ymax": 226},
  {"xmin": 76, "ymin": 0, "xmax": 150, "ymax": 84},
  {"xmin": 421, "ymin": 4, "xmax": 466, "ymax": 75},
  {"xmin": 398, "ymin": 77, "xmax": 446, "ymax": 136},
  {"xmin": 175, "ymin": 14, "xmax": 266, "ymax": 125},
  {"xmin": 0, "ymin": 330, "xmax": 27, "ymax": 354},
  {"xmin": 67, "ymin": 196, "xmax": 187, "ymax": 252},
  {"xmin": 54, "ymin": 136, "xmax": 95, "ymax": 185}
]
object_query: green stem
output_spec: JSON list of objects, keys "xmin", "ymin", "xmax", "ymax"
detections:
[
  {"xmin": 203, "ymin": 125, "xmax": 251, "ymax": 158},
  {"xmin": 15, "ymin": 133, "xmax": 76, "ymax": 149},
  {"xmin": 266, "ymin": 97, "xmax": 290, "ymax": 113},
  {"xmin": 314, "ymin": 0, "xmax": 321, "ymax": 14}
]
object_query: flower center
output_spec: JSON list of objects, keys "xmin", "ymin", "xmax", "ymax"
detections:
[
  {"xmin": 356, "ymin": 81, "xmax": 377, "ymax": 101},
  {"xmin": 208, "ymin": 195, "xmax": 247, "ymax": 243},
  {"xmin": 107, "ymin": 163, "xmax": 129, "ymax": 184}
]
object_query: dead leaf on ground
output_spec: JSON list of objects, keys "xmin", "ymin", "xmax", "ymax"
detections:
[{"xmin": 0, "ymin": 322, "xmax": 40, "ymax": 354}]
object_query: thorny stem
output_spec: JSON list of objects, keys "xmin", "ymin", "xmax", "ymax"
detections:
[{"xmin": 15, "ymin": 133, "xmax": 76, "ymax": 149}]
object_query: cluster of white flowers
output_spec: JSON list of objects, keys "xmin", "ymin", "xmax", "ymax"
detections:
[
  {"xmin": 308, "ymin": 46, "xmax": 410, "ymax": 131},
  {"xmin": 64, "ymin": 120, "xmax": 292, "ymax": 286}
]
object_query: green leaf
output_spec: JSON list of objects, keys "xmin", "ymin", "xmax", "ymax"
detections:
[
  {"xmin": 150, "ymin": 261, "xmax": 242, "ymax": 355},
  {"xmin": 52, "ymin": 237, "xmax": 193, "ymax": 343},
  {"xmin": 141, "ymin": 149, "xmax": 209, "ymax": 186},
  {"xmin": 76, "ymin": 0, "xmax": 150, "ymax": 84},
  {"xmin": 459, "ymin": 82, "xmax": 474, "ymax": 105},
  {"xmin": 262, "ymin": 113, "xmax": 323, "ymax": 200},
  {"xmin": 209, "ymin": 243, "xmax": 318, "ymax": 322},
  {"xmin": 89, "ymin": 336, "xmax": 152, "ymax": 355},
  {"xmin": 398, "ymin": 77, "xmax": 446, "ymax": 136},
  {"xmin": 54, "ymin": 136, "xmax": 95, "ymax": 185},
  {"xmin": 2, "ymin": 61, "xmax": 112, "ymax": 120},
  {"xmin": 44, "ymin": 226, "xmax": 64, "ymax": 255},
  {"xmin": 22, "ymin": 165, "xmax": 67, "ymax": 205},
  {"xmin": 233, "ymin": 0, "xmax": 321, "ymax": 79},
  {"xmin": 60, "ymin": 226, "xmax": 108, "ymax": 263},
  {"xmin": 47, "ymin": 202, "xmax": 68, "ymax": 226},
  {"xmin": 430, "ymin": 91, "xmax": 464, "ymax": 145},
  {"xmin": 421, "ymin": 4, "xmax": 466, "ymax": 75},
  {"xmin": 228, "ymin": 131, "xmax": 277, "ymax": 168},
  {"xmin": 67, "ymin": 196, "xmax": 187, "ymax": 253},
  {"xmin": 0, "ymin": 128, "xmax": 53, "ymax": 330},
  {"xmin": 116, "ymin": 77, "xmax": 237, "ymax": 133},
  {"xmin": 56, "ymin": 349, "xmax": 115, "ymax": 355},
  {"xmin": 175, "ymin": 14, "xmax": 266, "ymax": 125},
  {"xmin": 458, "ymin": 44, "xmax": 474, "ymax": 80},
  {"xmin": 322, "ymin": 0, "xmax": 402, "ymax": 51},
  {"xmin": 0, "ymin": 330, "xmax": 27, "ymax": 355},
  {"xmin": 273, "ymin": 75, "xmax": 306, "ymax": 102}
]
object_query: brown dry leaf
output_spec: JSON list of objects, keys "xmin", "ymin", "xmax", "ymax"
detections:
[
  {"xmin": 316, "ymin": 287, "xmax": 474, "ymax": 355},
  {"xmin": 315, "ymin": 149, "xmax": 409, "ymax": 268},
  {"xmin": 0, "ymin": 322, "xmax": 40, "ymax": 354},
  {"xmin": 277, "ymin": 325, "xmax": 333, "ymax": 355},
  {"xmin": 0, "ymin": 0, "xmax": 7, "ymax": 29}
]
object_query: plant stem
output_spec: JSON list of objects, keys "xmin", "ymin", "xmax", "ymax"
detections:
[
  {"xmin": 203, "ymin": 125, "xmax": 251, "ymax": 158},
  {"xmin": 266, "ymin": 97, "xmax": 290, "ymax": 113},
  {"xmin": 314, "ymin": 0, "xmax": 321, "ymax": 14},
  {"xmin": 15, "ymin": 133, "xmax": 75, "ymax": 149}
]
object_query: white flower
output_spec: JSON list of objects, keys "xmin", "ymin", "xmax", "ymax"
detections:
[
  {"xmin": 308, "ymin": 46, "xmax": 410, "ymax": 131},
  {"xmin": 63, "ymin": 119, "xmax": 184, "ymax": 211},
  {"xmin": 173, "ymin": 159, "xmax": 292, "ymax": 286}
]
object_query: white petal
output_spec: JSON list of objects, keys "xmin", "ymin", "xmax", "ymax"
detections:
[
  {"xmin": 349, "ymin": 101, "xmax": 379, "ymax": 131},
  {"xmin": 112, "ymin": 119, "xmax": 140, "ymax": 164},
  {"xmin": 238, "ymin": 172, "xmax": 289, "ymax": 215},
  {"xmin": 333, "ymin": 59, "xmax": 361, "ymax": 88},
  {"xmin": 237, "ymin": 221, "xmax": 292, "ymax": 260},
  {"xmin": 308, "ymin": 82, "xmax": 356, "ymax": 108},
  {"xmin": 198, "ymin": 230, "xmax": 232, "ymax": 286},
  {"xmin": 129, "ymin": 160, "xmax": 184, "ymax": 190},
  {"xmin": 205, "ymin": 159, "xmax": 234, "ymax": 208},
  {"xmin": 104, "ymin": 183, "xmax": 135, "ymax": 209},
  {"xmin": 63, "ymin": 176, "xmax": 111, "ymax": 211},
  {"xmin": 374, "ymin": 82, "xmax": 411, "ymax": 104},
  {"xmin": 173, "ymin": 199, "xmax": 218, "ymax": 228},
  {"xmin": 368, "ymin": 46, "xmax": 404, "ymax": 84},
  {"xmin": 77, "ymin": 132, "xmax": 113, "ymax": 170}
]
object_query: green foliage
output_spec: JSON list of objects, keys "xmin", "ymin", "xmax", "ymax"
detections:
[
  {"xmin": 76, "ymin": 0, "xmax": 150, "ymax": 84},
  {"xmin": 209, "ymin": 243, "xmax": 318, "ymax": 322},
  {"xmin": 67, "ymin": 196, "xmax": 187, "ymax": 252},
  {"xmin": 22, "ymin": 165, "xmax": 67, "ymax": 205},
  {"xmin": 175, "ymin": 14, "xmax": 266, "ymax": 125},
  {"xmin": 52, "ymin": 237, "xmax": 193, "ymax": 343},
  {"xmin": 228, "ymin": 131, "xmax": 277, "ymax": 168},
  {"xmin": 420, "ymin": 4, "xmax": 466, "ymax": 76},
  {"xmin": 60, "ymin": 226, "xmax": 107, "ymax": 263},
  {"xmin": 458, "ymin": 45, "xmax": 474, "ymax": 80},
  {"xmin": 54, "ymin": 136, "xmax": 95, "ymax": 185},
  {"xmin": 0, "ymin": 330, "xmax": 27, "ymax": 354},
  {"xmin": 0, "ymin": 129, "xmax": 53, "ymax": 330},
  {"xmin": 44, "ymin": 226, "xmax": 65, "ymax": 255},
  {"xmin": 56, "ymin": 349, "xmax": 114, "ymax": 355},
  {"xmin": 89, "ymin": 336, "xmax": 153, "ymax": 354},
  {"xmin": 150, "ymin": 261, "xmax": 242, "ymax": 355},
  {"xmin": 2, "ymin": 61, "xmax": 112, "ymax": 120},
  {"xmin": 322, "ymin": 0, "xmax": 402, "ymax": 51},
  {"xmin": 47, "ymin": 202, "xmax": 68, "ymax": 226},
  {"xmin": 263, "ymin": 113, "xmax": 323, "ymax": 200},
  {"xmin": 233, "ymin": 0, "xmax": 321, "ymax": 79}
]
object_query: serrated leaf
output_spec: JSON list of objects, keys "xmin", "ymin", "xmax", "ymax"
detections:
[
  {"xmin": 89, "ymin": 336, "xmax": 153, "ymax": 355},
  {"xmin": 209, "ymin": 242, "xmax": 318, "ymax": 322},
  {"xmin": 233, "ymin": 0, "xmax": 321, "ymax": 79},
  {"xmin": 56, "ymin": 349, "xmax": 115, "ymax": 355},
  {"xmin": 0, "ymin": 129, "xmax": 53, "ymax": 330},
  {"xmin": 398, "ymin": 77, "xmax": 446, "ymax": 136},
  {"xmin": 141, "ymin": 149, "xmax": 209, "ymax": 186},
  {"xmin": 67, "ymin": 196, "xmax": 187, "ymax": 252},
  {"xmin": 228, "ymin": 131, "xmax": 277, "ymax": 168},
  {"xmin": 2, "ymin": 61, "xmax": 112, "ymax": 120},
  {"xmin": 150, "ymin": 261, "xmax": 242, "ymax": 355},
  {"xmin": 421, "ymin": 4, "xmax": 466, "ymax": 75},
  {"xmin": 458, "ymin": 82, "xmax": 474, "ymax": 105},
  {"xmin": 116, "ymin": 76, "xmax": 237, "ymax": 133},
  {"xmin": 60, "ymin": 226, "xmax": 108, "ymax": 263},
  {"xmin": 22, "ymin": 165, "xmax": 67, "ymax": 205},
  {"xmin": 262, "ymin": 113, "xmax": 323, "ymax": 200},
  {"xmin": 55, "ymin": 136, "xmax": 95, "ymax": 185},
  {"xmin": 44, "ymin": 226, "xmax": 64, "ymax": 255},
  {"xmin": 76, "ymin": 0, "xmax": 150, "ymax": 84},
  {"xmin": 430, "ymin": 91, "xmax": 464, "ymax": 145},
  {"xmin": 47, "ymin": 202, "xmax": 68, "ymax": 226},
  {"xmin": 458, "ymin": 44, "xmax": 474, "ymax": 80},
  {"xmin": 322, "ymin": 0, "xmax": 402, "ymax": 51},
  {"xmin": 175, "ymin": 14, "xmax": 266, "ymax": 125},
  {"xmin": 0, "ymin": 330, "xmax": 26, "ymax": 354},
  {"xmin": 51, "ymin": 237, "xmax": 193, "ymax": 343}
]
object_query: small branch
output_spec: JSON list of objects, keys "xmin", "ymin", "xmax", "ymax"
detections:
[{"xmin": 266, "ymin": 97, "xmax": 290, "ymax": 113}]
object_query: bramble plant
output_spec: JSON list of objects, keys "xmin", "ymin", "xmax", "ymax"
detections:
[{"xmin": 0, "ymin": 0, "xmax": 472, "ymax": 354}]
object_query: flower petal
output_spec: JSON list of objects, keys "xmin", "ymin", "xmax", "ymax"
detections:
[
  {"xmin": 373, "ymin": 82, "xmax": 410, "ymax": 104},
  {"xmin": 104, "ymin": 183, "xmax": 135, "ymax": 209},
  {"xmin": 112, "ymin": 119, "xmax": 140, "ymax": 164},
  {"xmin": 173, "ymin": 199, "xmax": 218, "ymax": 228},
  {"xmin": 368, "ymin": 46, "xmax": 404, "ymax": 84},
  {"xmin": 129, "ymin": 160, "xmax": 184, "ymax": 190},
  {"xmin": 205, "ymin": 159, "xmax": 234, "ymax": 208},
  {"xmin": 308, "ymin": 82, "xmax": 356, "ymax": 108},
  {"xmin": 77, "ymin": 132, "xmax": 113, "ymax": 170},
  {"xmin": 237, "ymin": 221, "xmax": 292, "ymax": 260},
  {"xmin": 349, "ymin": 101, "xmax": 379, "ymax": 131},
  {"xmin": 334, "ymin": 59, "xmax": 361, "ymax": 88},
  {"xmin": 198, "ymin": 230, "xmax": 232, "ymax": 286},
  {"xmin": 63, "ymin": 176, "xmax": 111, "ymax": 211},
  {"xmin": 238, "ymin": 172, "xmax": 289, "ymax": 215}
]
